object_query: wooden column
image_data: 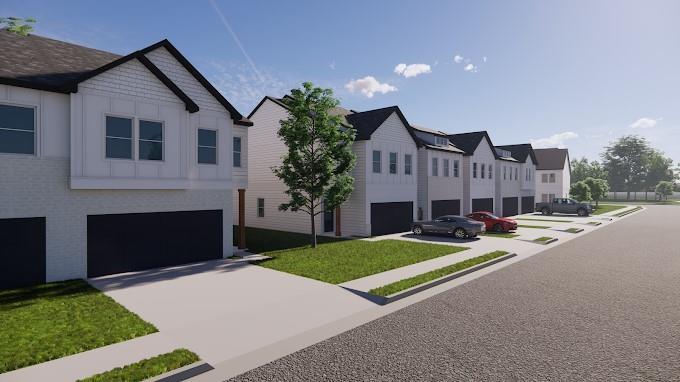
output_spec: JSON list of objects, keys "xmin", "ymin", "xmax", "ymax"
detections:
[
  {"xmin": 335, "ymin": 206, "xmax": 341, "ymax": 237},
  {"xmin": 238, "ymin": 189, "xmax": 246, "ymax": 249}
]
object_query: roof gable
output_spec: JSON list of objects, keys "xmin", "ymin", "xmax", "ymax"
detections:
[
  {"xmin": 534, "ymin": 148, "xmax": 569, "ymax": 170},
  {"xmin": 448, "ymin": 131, "xmax": 499, "ymax": 158},
  {"xmin": 345, "ymin": 106, "xmax": 419, "ymax": 144},
  {"xmin": 495, "ymin": 144, "xmax": 537, "ymax": 164}
]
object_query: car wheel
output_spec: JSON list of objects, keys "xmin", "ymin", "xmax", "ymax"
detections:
[
  {"xmin": 493, "ymin": 223, "xmax": 503, "ymax": 232},
  {"xmin": 577, "ymin": 208, "xmax": 588, "ymax": 217},
  {"xmin": 412, "ymin": 225, "xmax": 423, "ymax": 235},
  {"xmin": 541, "ymin": 207, "xmax": 550, "ymax": 215},
  {"xmin": 453, "ymin": 228, "xmax": 467, "ymax": 239}
]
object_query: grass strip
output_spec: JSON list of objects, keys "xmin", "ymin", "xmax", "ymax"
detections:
[
  {"xmin": 591, "ymin": 204, "xmax": 626, "ymax": 215},
  {"xmin": 518, "ymin": 224, "xmax": 551, "ymax": 229},
  {"xmin": 613, "ymin": 206, "xmax": 643, "ymax": 217},
  {"xmin": 368, "ymin": 251, "xmax": 509, "ymax": 297},
  {"xmin": 533, "ymin": 236, "xmax": 555, "ymax": 243},
  {"xmin": 516, "ymin": 218, "xmax": 573, "ymax": 223},
  {"xmin": 257, "ymin": 239, "xmax": 468, "ymax": 284},
  {"xmin": 77, "ymin": 349, "xmax": 199, "ymax": 382},
  {"xmin": 480, "ymin": 232, "xmax": 520, "ymax": 238},
  {"xmin": 586, "ymin": 221, "xmax": 602, "ymax": 226},
  {"xmin": 563, "ymin": 228, "xmax": 582, "ymax": 233},
  {"xmin": 0, "ymin": 280, "xmax": 157, "ymax": 374}
]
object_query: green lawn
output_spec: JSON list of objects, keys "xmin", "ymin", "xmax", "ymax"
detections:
[
  {"xmin": 516, "ymin": 217, "xmax": 573, "ymax": 223},
  {"xmin": 591, "ymin": 204, "xmax": 626, "ymax": 215},
  {"xmin": 518, "ymin": 224, "xmax": 551, "ymax": 229},
  {"xmin": 563, "ymin": 227, "xmax": 583, "ymax": 233},
  {"xmin": 533, "ymin": 236, "xmax": 555, "ymax": 243},
  {"xmin": 586, "ymin": 221, "xmax": 602, "ymax": 226},
  {"xmin": 0, "ymin": 280, "xmax": 157, "ymax": 373},
  {"xmin": 257, "ymin": 239, "xmax": 468, "ymax": 284},
  {"xmin": 369, "ymin": 251, "xmax": 509, "ymax": 297},
  {"xmin": 613, "ymin": 206, "xmax": 643, "ymax": 217},
  {"xmin": 480, "ymin": 232, "xmax": 520, "ymax": 238},
  {"xmin": 233, "ymin": 226, "xmax": 344, "ymax": 254},
  {"xmin": 77, "ymin": 349, "xmax": 199, "ymax": 382}
]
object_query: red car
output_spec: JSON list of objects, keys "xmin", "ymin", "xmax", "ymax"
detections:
[{"xmin": 466, "ymin": 211, "xmax": 518, "ymax": 232}]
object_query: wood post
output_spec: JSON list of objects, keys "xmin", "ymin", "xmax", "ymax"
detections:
[
  {"xmin": 335, "ymin": 206, "xmax": 341, "ymax": 237},
  {"xmin": 238, "ymin": 189, "xmax": 246, "ymax": 249}
]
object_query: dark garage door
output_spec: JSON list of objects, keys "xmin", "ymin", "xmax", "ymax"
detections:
[
  {"xmin": 87, "ymin": 210, "xmax": 222, "ymax": 278},
  {"xmin": 0, "ymin": 217, "xmax": 46, "ymax": 289},
  {"xmin": 471, "ymin": 198, "xmax": 494, "ymax": 213},
  {"xmin": 522, "ymin": 196, "xmax": 535, "ymax": 214},
  {"xmin": 502, "ymin": 197, "xmax": 519, "ymax": 217},
  {"xmin": 370, "ymin": 202, "xmax": 413, "ymax": 236},
  {"xmin": 431, "ymin": 199, "xmax": 461, "ymax": 219}
]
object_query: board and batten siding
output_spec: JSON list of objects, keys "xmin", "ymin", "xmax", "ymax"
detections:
[
  {"xmin": 417, "ymin": 148, "xmax": 464, "ymax": 221},
  {"xmin": 462, "ymin": 138, "xmax": 497, "ymax": 214}
]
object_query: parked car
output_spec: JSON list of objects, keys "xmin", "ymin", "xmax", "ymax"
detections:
[
  {"xmin": 535, "ymin": 198, "xmax": 593, "ymax": 216},
  {"xmin": 411, "ymin": 215, "xmax": 486, "ymax": 239},
  {"xmin": 466, "ymin": 211, "xmax": 518, "ymax": 232}
]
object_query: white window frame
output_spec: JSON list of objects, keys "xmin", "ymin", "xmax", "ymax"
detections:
[
  {"xmin": 233, "ymin": 136, "xmax": 242, "ymax": 168},
  {"xmin": 453, "ymin": 160, "xmax": 459, "ymax": 177},
  {"xmin": 372, "ymin": 150, "xmax": 381, "ymax": 173},
  {"xmin": 549, "ymin": 173, "xmax": 556, "ymax": 183},
  {"xmin": 443, "ymin": 158, "xmax": 449, "ymax": 177},
  {"xmin": 489, "ymin": 164, "xmax": 493, "ymax": 179},
  {"xmin": 473, "ymin": 162, "xmax": 478, "ymax": 178},
  {"xmin": 389, "ymin": 152, "xmax": 398, "ymax": 174},
  {"xmin": 137, "ymin": 118, "xmax": 165, "ymax": 162},
  {"xmin": 432, "ymin": 157, "xmax": 439, "ymax": 176},
  {"xmin": 481, "ymin": 163, "xmax": 486, "ymax": 179},
  {"xmin": 404, "ymin": 154, "xmax": 412, "ymax": 175},
  {"xmin": 104, "ymin": 114, "xmax": 135, "ymax": 161},
  {"xmin": 257, "ymin": 198, "xmax": 265, "ymax": 217},
  {"xmin": 435, "ymin": 136, "xmax": 448, "ymax": 146},
  {"xmin": 0, "ymin": 102, "xmax": 37, "ymax": 157},
  {"xmin": 197, "ymin": 128, "xmax": 218, "ymax": 165}
]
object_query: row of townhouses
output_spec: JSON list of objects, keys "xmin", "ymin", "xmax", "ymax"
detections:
[{"xmin": 0, "ymin": 31, "xmax": 570, "ymax": 289}]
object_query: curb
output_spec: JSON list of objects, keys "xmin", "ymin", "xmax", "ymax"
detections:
[
  {"xmin": 150, "ymin": 362, "xmax": 214, "ymax": 382},
  {"xmin": 345, "ymin": 253, "xmax": 517, "ymax": 306}
]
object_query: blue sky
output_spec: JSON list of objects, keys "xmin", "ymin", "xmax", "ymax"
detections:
[{"xmin": 3, "ymin": 0, "xmax": 679, "ymax": 162}]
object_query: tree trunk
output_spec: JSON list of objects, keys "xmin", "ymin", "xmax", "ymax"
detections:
[{"xmin": 310, "ymin": 203, "xmax": 317, "ymax": 248}]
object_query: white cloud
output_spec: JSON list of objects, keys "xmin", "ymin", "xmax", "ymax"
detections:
[
  {"xmin": 209, "ymin": 61, "xmax": 293, "ymax": 111},
  {"xmin": 530, "ymin": 132, "xmax": 579, "ymax": 148},
  {"xmin": 463, "ymin": 63, "xmax": 478, "ymax": 72},
  {"xmin": 394, "ymin": 63, "xmax": 432, "ymax": 78},
  {"xmin": 454, "ymin": 54, "xmax": 464, "ymax": 64},
  {"xmin": 482, "ymin": 56, "xmax": 487, "ymax": 63},
  {"xmin": 344, "ymin": 76, "xmax": 397, "ymax": 98},
  {"xmin": 629, "ymin": 117, "xmax": 660, "ymax": 129},
  {"xmin": 329, "ymin": 61, "xmax": 336, "ymax": 70}
]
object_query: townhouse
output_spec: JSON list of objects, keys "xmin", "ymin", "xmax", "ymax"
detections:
[
  {"xmin": 495, "ymin": 144, "xmax": 538, "ymax": 215},
  {"xmin": 0, "ymin": 30, "xmax": 250, "ymax": 289},
  {"xmin": 534, "ymin": 148, "xmax": 571, "ymax": 202},
  {"xmin": 245, "ymin": 97, "xmax": 419, "ymax": 237},
  {"xmin": 412, "ymin": 124, "xmax": 465, "ymax": 220}
]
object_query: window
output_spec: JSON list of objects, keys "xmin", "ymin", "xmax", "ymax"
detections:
[
  {"xmin": 515, "ymin": 167, "xmax": 518, "ymax": 180},
  {"xmin": 198, "ymin": 129, "xmax": 217, "ymax": 164},
  {"xmin": 138, "ymin": 120, "xmax": 163, "ymax": 161},
  {"xmin": 541, "ymin": 193, "xmax": 549, "ymax": 203},
  {"xmin": 389, "ymin": 152, "xmax": 398, "ymax": 174},
  {"xmin": 504, "ymin": 166, "xmax": 507, "ymax": 180},
  {"xmin": 525, "ymin": 168, "xmax": 529, "ymax": 181},
  {"xmin": 105, "ymin": 116, "xmax": 133, "ymax": 159},
  {"xmin": 443, "ymin": 159, "xmax": 450, "ymax": 177},
  {"xmin": 481, "ymin": 164, "xmax": 485, "ymax": 179},
  {"xmin": 0, "ymin": 104, "xmax": 35, "ymax": 155},
  {"xmin": 549, "ymin": 193, "xmax": 556, "ymax": 201},
  {"xmin": 473, "ymin": 162, "xmax": 478, "ymax": 178},
  {"xmin": 257, "ymin": 198, "xmax": 265, "ymax": 217},
  {"xmin": 432, "ymin": 157, "xmax": 439, "ymax": 176},
  {"xmin": 453, "ymin": 160, "xmax": 459, "ymax": 177},
  {"xmin": 489, "ymin": 164, "xmax": 493, "ymax": 179},
  {"xmin": 233, "ymin": 136, "xmax": 242, "ymax": 167},
  {"xmin": 372, "ymin": 150, "xmax": 381, "ymax": 173},
  {"xmin": 542, "ymin": 173, "xmax": 549, "ymax": 183},
  {"xmin": 404, "ymin": 154, "xmax": 412, "ymax": 175},
  {"xmin": 549, "ymin": 173, "xmax": 556, "ymax": 183},
  {"xmin": 435, "ymin": 136, "xmax": 448, "ymax": 146}
]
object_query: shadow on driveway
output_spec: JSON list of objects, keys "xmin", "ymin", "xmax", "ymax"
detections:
[{"xmin": 399, "ymin": 233, "xmax": 480, "ymax": 245}]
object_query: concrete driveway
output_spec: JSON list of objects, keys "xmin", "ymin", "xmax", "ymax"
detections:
[{"xmin": 89, "ymin": 258, "xmax": 374, "ymax": 365}]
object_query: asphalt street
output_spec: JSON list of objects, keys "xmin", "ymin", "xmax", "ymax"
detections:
[{"xmin": 229, "ymin": 206, "xmax": 680, "ymax": 381}]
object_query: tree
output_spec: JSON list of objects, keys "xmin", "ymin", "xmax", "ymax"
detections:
[
  {"xmin": 584, "ymin": 177, "xmax": 609, "ymax": 207},
  {"xmin": 644, "ymin": 150, "xmax": 675, "ymax": 191},
  {"xmin": 0, "ymin": 17, "xmax": 36, "ymax": 36},
  {"xmin": 601, "ymin": 135, "xmax": 652, "ymax": 198},
  {"xmin": 655, "ymin": 181, "xmax": 674, "ymax": 201},
  {"xmin": 569, "ymin": 181, "xmax": 592, "ymax": 202},
  {"xmin": 273, "ymin": 82, "xmax": 357, "ymax": 248},
  {"xmin": 571, "ymin": 157, "xmax": 607, "ymax": 184}
]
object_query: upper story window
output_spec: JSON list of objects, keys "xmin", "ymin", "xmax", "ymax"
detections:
[
  {"xmin": 489, "ymin": 164, "xmax": 493, "ymax": 179},
  {"xmin": 525, "ymin": 168, "xmax": 529, "ymax": 181},
  {"xmin": 549, "ymin": 173, "xmax": 556, "ymax": 183},
  {"xmin": 542, "ymin": 173, "xmax": 548, "ymax": 183},
  {"xmin": 404, "ymin": 154, "xmax": 412, "ymax": 175},
  {"xmin": 233, "ymin": 136, "xmax": 242, "ymax": 168},
  {"xmin": 481, "ymin": 163, "xmax": 486, "ymax": 179},
  {"xmin": 105, "ymin": 116, "xmax": 133, "ymax": 159},
  {"xmin": 453, "ymin": 160, "xmax": 459, "ymax": 177},
  {"xmin": 515, "ymin": 167, "xmax": 518, "ymax": 180},
  {"xmin": 138, "ymin": 120, "xmax": 163, "ymax": 161},
  {"xmin": 389, "ymin": 152, "xmax": 398, "ymax": 174},
  {"xmin": 434, "ymin": 136, "xmax": 448, "ymax": 146},
  {"xmin": 198, "ymin": 128, "xmax": 217, "ymax": 164},
  {"xmin": 473, "ymin": 162, "xmax": 478, "ymax": 178},
  {"xmin": 432, "ymin": 157, "xmax": 439, "ymax": 176},
  {"xmin": 443, "ymin": 159, "xmax": 450, "ymax": 177},
  {"xmin": 0, "ymin": 104, "xmax": 35, "ymax": 155},
  {"xmin": 504, "ymin": 166, "xmax": 507, "ymax": 180},
  {"xmin": 372, "ymin": 150, "xmax": 381, "ymax": 173}
]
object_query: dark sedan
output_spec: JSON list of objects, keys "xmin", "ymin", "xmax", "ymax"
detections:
[{"xmin": 411, "ymin": 215, "xmax": 486, "ymax": 239}]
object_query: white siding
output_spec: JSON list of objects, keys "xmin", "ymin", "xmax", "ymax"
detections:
[
  {"xmin": 417, "ymin": 148, "xmax": 464, "ymax": 221},
  {"xmin": 535, "ymin": 157, "xmax": 570, "ymax": 200},
  {"xmin": 465, "ymin": 138, "xmax": 496, "ymax": 214}
]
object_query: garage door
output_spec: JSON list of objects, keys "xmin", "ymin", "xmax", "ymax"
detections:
[
  {"xmin": 521, "ymin": 196, "xmax": 535, "ymax": 214},
  {"xmin": 471, "ymin": 198, "xmax": 494, "ymax": 213},
  {"xmin": 502, "ymin": 197, "xmax": 519, "ymax": 217},
  {"xmin": 87, "ymin": 210, "xmax": 223, "ymax": 278},
  {"xmin": 431, "ymin": 199, "xmax": 461, "ymax": 219},
  {"xmin": 0, "ymin": 217, "xmax": 46, "ymax": 289},
  {"xmin": 370, "ymin": 202, "xmax": 413, "ymax": 236}
]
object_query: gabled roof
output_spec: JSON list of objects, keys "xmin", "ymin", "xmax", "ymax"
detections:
[
  {"xmin": 422, "ymin": 143, "xmax": 465, "ymax": 154},
  {"xmin": 344, "ymin": 106, "xmax": 419, "ymax": 144},
  {"xmin": 534, "ymin": 148, "xmax": 569, "ymax": 170},
  {"xmin": 0, "ymin": 30, "xmax": 251, "ymax": 125},
  {"xmin": 411, "ymin": 124, "xmax": 448, "ymax": 136},
  {"xmin": 447, "ymin": 131, "xmax": 500, "ymax": 159},
  {"xmin": 495, "ymin": 144, "xmax": 538, "ymax": 164}
]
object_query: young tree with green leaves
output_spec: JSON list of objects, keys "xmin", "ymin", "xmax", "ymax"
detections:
[
  {"xmin": 569, "ymin": 181, "xmax": 592, "ymax": 202},
  {"xmin": 273, "ymin": 82, "xmax": 357, "ymax": 248},
  {"xmin": 601, "ymin": 135, "xmax": 652, "ymax": 199},
  {"xmin": 0, "ymin": 17, "xmax": 36, "ymax": 36},
  {"xmin": 584, "ymin": 177, "xmax": 609, "ymax": 207},
  {"xmin": 655, "ymin": 181, "xmax": 674, "ymax": 201},
  {"xmin": 571, "ymin": 157, "xmax": 608, "ymax": 184}
]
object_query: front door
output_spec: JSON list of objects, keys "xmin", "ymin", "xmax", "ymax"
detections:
[{"xmin": 323, "ymin": 207, "xmax": 334, "ymax": 233}]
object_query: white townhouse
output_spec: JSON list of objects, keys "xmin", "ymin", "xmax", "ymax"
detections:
[
  {"xmin": 245, "ymin": 97, "xmax": 419, "ymax": 237},
  {"xmin": 0, "ymin": 30, "xmax": 251, "ymax": 289},
  {"xmin": 534, "ymin": 148, "xmax": 571, "ymax": 202},
  {"xmin": 495, "ymin": 144, "xmax": 538, "ymax": 216},
  {"xmin": 447, "ymin": 132, "xmax": 499, "ymax": 215},
  {"xmin": 411, "ymin": 124, "xmax": 465, "ymax": 220}
]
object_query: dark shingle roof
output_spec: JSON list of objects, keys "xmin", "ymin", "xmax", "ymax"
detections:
[
  {"xmin": 534, "ymin": 148, "xmax": 569, "ymax": 170},
  {"xmin": 0, "ymin": 29, "xmax": 120, "ymax": 92},
  {"xmin": 447, "ymin": 131, "xmax": 499, "ymax": 158},
  {"xmin": 411, "ymin": 124, "xmax": 448, "ymax": 136},
  {"xmin": 496, "ymin": 144, "xmax": 538, "ymax": 164}
]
